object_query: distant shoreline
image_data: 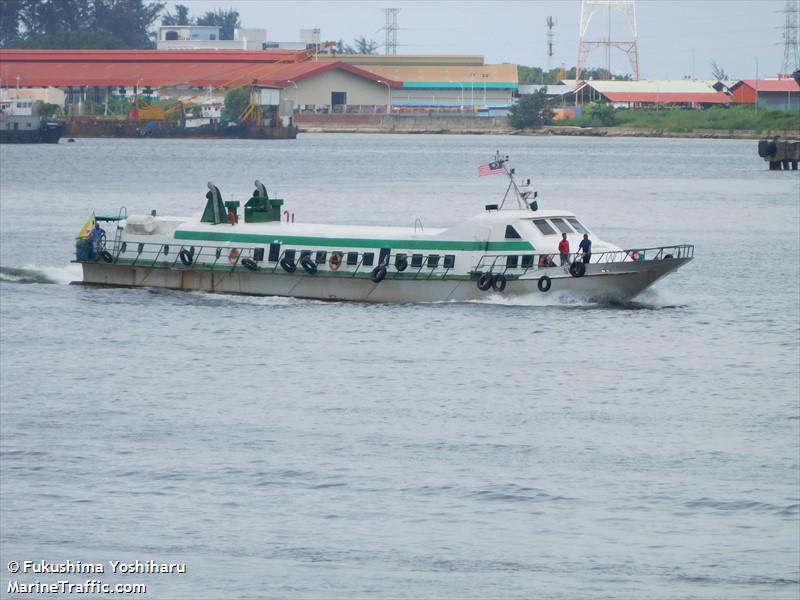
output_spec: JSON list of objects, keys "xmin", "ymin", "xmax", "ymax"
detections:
[{"xmin": 298, "ymin": 125, "xmax": 796, "ymax": 140}]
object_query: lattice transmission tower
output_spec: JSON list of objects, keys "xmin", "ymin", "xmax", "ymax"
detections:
[
  {"xmin": 382, "ymin": 8, "xmax": 400, "ymax": 56},
  {"xmin": 576, "ymin": 0, "xmax": 640, "ymax": 82},
  {"xmin": 781, "ymin": 0, "xmax": 800, "ymax": 76}
]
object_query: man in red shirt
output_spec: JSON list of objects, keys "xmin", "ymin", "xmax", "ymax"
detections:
[{"xmin": 558, "ymin": 233, "xmax": 570, "ymax": 266}]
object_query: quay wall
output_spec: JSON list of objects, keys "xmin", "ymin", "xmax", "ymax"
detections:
[{"xmin": 296, "ymin": 115, "xmax": 796, "ymax": 139}]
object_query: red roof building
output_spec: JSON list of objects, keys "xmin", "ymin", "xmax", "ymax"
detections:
[
  {"xmin": 0, "ymin": 49, "xmax": 317, "ymax": 88},
  {"xmin": 729, "ymin": 79, "xmax": 800, "ymax": 105}
]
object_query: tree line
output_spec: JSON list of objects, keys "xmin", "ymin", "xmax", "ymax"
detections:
[{"xmin": 0, "ymin": 0, "xmax": 240, "ymax": 48}]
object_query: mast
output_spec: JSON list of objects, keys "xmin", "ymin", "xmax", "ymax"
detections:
[{"xmin": 495, "ymin": 152, "xmax": 535, "ymax": 210}]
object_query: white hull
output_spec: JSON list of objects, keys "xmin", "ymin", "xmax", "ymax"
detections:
[{"xmin": 80, "ymin": 257, "xmax": 691, "ymax": 303}]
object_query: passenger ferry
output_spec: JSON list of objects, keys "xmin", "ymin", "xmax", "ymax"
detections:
[{"xmin": 74, "ymin": 155, "xmax": 694, "ymax": 302}]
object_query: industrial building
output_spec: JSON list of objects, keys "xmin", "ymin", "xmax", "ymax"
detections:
[
  {"xmin": 0, "ymin": 49, "xmax": 515, "ymax": 118},
  {"xmin": 728, "ymin": 79, "xmax": 800, "ymax": 111},
  {"xmin": 561, "ymin": 80, "xmax": 731, "ymax": 108}
]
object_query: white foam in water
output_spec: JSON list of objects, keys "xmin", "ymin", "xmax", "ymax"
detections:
[{"xmin": 23, "ymin": 263, "xmax": 83, "ymax": 285}]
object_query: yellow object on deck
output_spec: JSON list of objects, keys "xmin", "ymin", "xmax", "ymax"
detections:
[{"xmin": 78, "ymin": 212, "xmax": 95, "ymax": 239}]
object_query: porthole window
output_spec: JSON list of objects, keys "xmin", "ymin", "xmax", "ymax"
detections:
[
  {"xmin": 443, "ymin": 255, "xmax": 455, "ymax": 268},
  {"xmin": 362, "ymin": 252, "xmax": 375, "ymax": 266},
  {"xmin": 506, "ymin": 255, "xmax": 519, "ymax": 268},
  {"xmin": 346, "ymin": 251, "xmax": 359, "ymax": 265},
  {"xmin": 427, "ymin": 254, "xmax": 440, "ymax": 268},
  {"xmin": 315, "ymin": 250, "xmax": 327, "ymax": 263},
  {"xmin": 411, "ymin": 254, "xmax": 423, "ymax": 268},
  {"xmin": 253, "ymin": 248, "xmax": 264, "ymax": 261}
]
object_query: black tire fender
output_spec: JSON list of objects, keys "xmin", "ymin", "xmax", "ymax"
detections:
[
  {"xmin": 179, "ymin": 248, "xmax": 193, "ymax": 266},
  {"xmin": 538, "ymin": 275, "xmax": 551, "ymax": 292},
  {"xmin": 395, "ymin": 255, "xmax": 408, "ymax": 272},
  {"xmin": 241, "ymin": 258, "xmax": 258, "ymax": 271},
  {"xmin": 569, "ymin": 261, "xmax": 586, "ymax": 278},
  {"xmin": 477, "ymin": 272, "xmax": 493, "ymax": 291},
  {"xmin": 492, "ymin": 273, "xmax": 507, "ymax": 292},
  {"xmin": 300, "ymin": 256, "xmax": 318, "ymax": 274},
  {"xmin": 100, "ymin": 250, "xmax": 114, "ymax": 263},
  {"xmin": 370, "ymin": 265, "xmax": 387, "ymax": 283},
  {"xmin": 280, "ymin": 258, "xmax": 297, "ymax": 274},
  {"xmin": 663, "ymin": 253, "xmax": 674, "ymax": 260}
]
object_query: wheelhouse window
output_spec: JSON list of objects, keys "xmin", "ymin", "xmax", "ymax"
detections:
[
  {"xmin": 550, "ymin": 218, "xmax": 574, "ymax": 234},
  {"xmin": 533, "ymin": 219, "xmax": 556, "ymax": 235},
  {"xmin": 505, "ymin": 225, "xmax": 521, "ymax": 239},
  {"xmin": 567, "ymin": 218, "xmax": 588, "ymax": 234}
]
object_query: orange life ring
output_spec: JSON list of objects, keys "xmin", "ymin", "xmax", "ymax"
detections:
[
  {"xmin": 228, "ymin": 248, "xmax": 241, "ymax": 264},
  {"xmin": 630, "ymin": 251, "xmax": 641, "ymax": 262},
  {"xmin": 328, "ymin": 251, "xmax": 343, "ymax": 271},
  {"xmin": 227, "ymin": 211, "xmax": 238, "ymax": 225}
]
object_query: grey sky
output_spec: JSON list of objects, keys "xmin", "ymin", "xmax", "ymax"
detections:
[{"xmin": 163, "ymin": 1, "xmax": 790, "ymax": 80}]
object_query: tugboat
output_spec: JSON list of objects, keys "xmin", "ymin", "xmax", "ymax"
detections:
[
  {"xmin": 74, "ymin": 154, "xmax": 694, "ymax": 303},
  {"xmin": 0, "ymin": 111, "xmax": 65, "ymax": 143}
]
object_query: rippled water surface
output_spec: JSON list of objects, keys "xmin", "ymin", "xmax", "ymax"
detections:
[{"xmin": 1, "ymin": 134, "xmax": 799, "ymax": 599}]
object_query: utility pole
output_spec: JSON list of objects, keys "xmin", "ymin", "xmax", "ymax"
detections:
[
  {"xmin": 576, "ymin": 0, "xmax": 640, "ymax": 82},
  {"xmin": 780, "ymin": 0, "xmax": 800, "ymax": 76}
]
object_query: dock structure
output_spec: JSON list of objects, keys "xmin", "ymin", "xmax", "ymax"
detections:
[{"xmin": 758, "ymin": 138, "xmax": 800, "ymax": 170}]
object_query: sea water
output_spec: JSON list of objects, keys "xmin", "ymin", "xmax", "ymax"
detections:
[{"xmin": 0, "ymin": 134, "xmax": 798, "ymax": 599}]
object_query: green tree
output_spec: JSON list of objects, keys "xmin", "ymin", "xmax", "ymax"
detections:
[
  {"xmin": 710, "ymin": 61, "xmax": 728, "ymax": 81},
  {"xmin": 0, "ymin": 0, "xmax": 23, "ymax": 46},
  {"xmin": 93, "ymin": 0, "xmax": 164, "ymax": 48},
  {"xmin": 583, "ymin": 102, "xmax": 617, "ymax": 126},
  {"xmin": 196, "ymin": 8, "xmax": 240, "ymax": 40},
  {"xmin": 7, "ymin": 30, "xmax": 126, "ymax": 48},
  {"xmin": 161, "ymin": 3, "xmax": 191, "ymax": 26},
  {"xmin": 352, "ymin": 36, "xmax": 378, "ymax": 54},
  {"xmin": 2, "ymin": 0, "xmax": 164, "ymax": 48},
  {"xmin": 33, "ymin": 101, "xmax": 60, "ymax": 117},
  {"xmin": 223, "ymin": 87, "xmax": 250, "ymax": 121},
  {"xmin": 507, "ymin": 90, "xmax": 553, "ymax": 129}
]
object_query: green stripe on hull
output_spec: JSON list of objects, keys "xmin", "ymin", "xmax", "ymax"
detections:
[{"xmin": 173, "ymin": 230, "xmax": 534, "ymax": 252}]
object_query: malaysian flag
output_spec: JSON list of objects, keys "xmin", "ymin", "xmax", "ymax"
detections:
[{"xmin": 478, "ymin": 161, "xmax": 504, "ymax": 176}]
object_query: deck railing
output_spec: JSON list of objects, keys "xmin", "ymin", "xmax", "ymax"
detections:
[
  {"xmin": 474, "ymin": 244, "xmax": 695, "ymax": 275},
  {"xmin": 89, "ymin": 240, "xmax": 694, "ymax": 280}
]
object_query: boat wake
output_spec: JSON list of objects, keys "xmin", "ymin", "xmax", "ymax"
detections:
[
  {"xmin": 0, "ymin": 264, "xmax": 82, "ymax": 285},
  {"xmin": 457, "ymin": 288, "xmax": 687, "ymax": 310}
]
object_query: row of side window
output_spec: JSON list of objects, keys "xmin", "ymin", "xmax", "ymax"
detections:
[{"xmin": 256, "ymin": 243, "xmax": 456, "ymax": 269}]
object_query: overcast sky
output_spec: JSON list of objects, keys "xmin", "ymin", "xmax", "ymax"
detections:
[{"xmin": 163, "ymin": 1, "xmax": 791, "ymax": 80}]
